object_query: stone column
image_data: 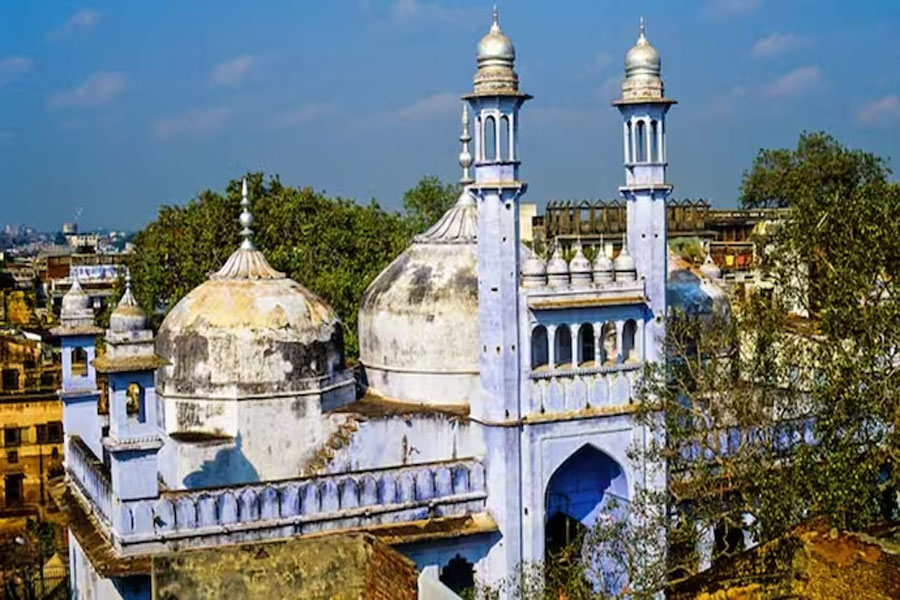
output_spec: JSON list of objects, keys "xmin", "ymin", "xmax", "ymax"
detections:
[
  {"xmin": 547, "ymin": 325, "xmax": 556, "ymax": 370},
  {"xmin": 645, "ymin": 118, "xmax": 652, "ymax": 163},
  {"xmin": 593, "ymin": 322, "xmax": 602, "ymax": 367},
  {"xmin": 571, "ymin": 323, "xmax": 580, "ymax": 367},
  {"xmin": 615, "ymin": 320, "xmax": 625, "ymax": 364},
  {"xmin": 656, "ymin": 119, "xmax": 664, "ymax": 162},
  {"xmin": 630, "ymin": 117, "xmax": 637, "ymax": 164},
  {"xmin": 636, "ymin": 318, "xmax": 645, "ymax": 362}
]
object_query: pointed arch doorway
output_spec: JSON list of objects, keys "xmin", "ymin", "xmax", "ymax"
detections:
[{"xmin": 544, "ymin": 444, "xmax": 630, "ymax": 593}]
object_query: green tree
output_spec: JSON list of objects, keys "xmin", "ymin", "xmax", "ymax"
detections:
[
  {"xmin": 627, "ymin": 133, "xmax": 900, "ymax": 593},
  {"xmin": 128, "ymin": 173, "xmax": 422, "ymax": 357},
  {"xmin": 738, "ymin": 131, "xmax": 890, "ymax": 209},
  {"xmin": 402, "ymin": 175, "xmax": 459, "ymax": 233}
]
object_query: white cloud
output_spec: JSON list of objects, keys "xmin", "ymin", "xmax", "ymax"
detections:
[
  {"xmin": 210, "ymin": 55, "xmax": 255, "ymax": 87},
  {"xmin": 153, "ymin": 106, "xmax": 232, "ymax": 140},
  {"xmin": 51, "ymin": 9, "xmax": 101, "ymax": 38},
  {"xmin": 857, "ymin": 96, "xmax": 900, "ymax": 126},
  {"xmin": 48, "ymin": 72, "xmax": 127, "ymax": 109},
  {"xmin": 0, "ymin": 56, "xmax": 33, "ymax": 86},
  {"xmin": 752, "ymin": 32, "xmax": 801, "ymax": 58},
  {"xmin": 708, "ymin": 0, "xmax": 761, "ymax": 18},
  {"xmin": 760, "ymin": 66, "xmax": 822, "ymax": 99},
  {"xmin": 280, "ymin": 103, "xmax": 334, "ymax": 125},
  {"xmin": 390, "ymin": 92, "xmax": 458, "ymax": 121}
]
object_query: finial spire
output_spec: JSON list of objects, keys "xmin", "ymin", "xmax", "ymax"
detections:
[
  {"xmin": 459, "ymin": 104, "xmax": 473, "ymax": 184},
  {"xmin": 491, "ymin": 4, "xmax": 500, "ymax": 32},
  {"xmin": 239, "ymin": 177, "xmax": 255, "ymax": 251}
]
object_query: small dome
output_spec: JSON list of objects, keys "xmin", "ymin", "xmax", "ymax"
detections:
[
  {"xmin": 521, "ymin": 247, "xmax": 547, "ymax": 288},
  {"xmin": 477, "ymin": 13, "xmax": 515, "ymax": 63},
  {"xmin": 593, "ymin": 248, "xmax": 614, "ymax": 284},
  {"xmin": 110, "ymin": 274, "xmax": 148, "ymax": 333},
  {"xmin": 473, "ymin": 7, "xmax": 519, "ymax": 94},
  {"xmin": 546, "ymin": 246, "xmax": 569, "ymax": 288},
  {"xmin": 621, "ymin": 18, "xmax": 665, "ymax": 101},
  {"xmin": 569, "ymin": 245, "xmax": 592, "ymax": 287},
  {"xmin": 62, "ymin": 276, "xmax": 90, "ymax": 315},
  {"xmin": 614, "ymin": 245, "xmax": 637, "ymax": 281}
]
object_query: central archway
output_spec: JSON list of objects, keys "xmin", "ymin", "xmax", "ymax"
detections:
[{"xmin": 544, "ymin": 444, "xmax": 629, "ymax": 594}]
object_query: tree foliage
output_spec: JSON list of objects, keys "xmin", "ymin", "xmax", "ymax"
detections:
[
  {"xmin": 402, "ymin": 175, "xmax": 459, "ymax": 233},
  {"xmin": 627, "ymin": 132, "xmax": 900, "ymax": 592},
  {"xmin": 738, "ymin": 131, "xmax": 890, "ymax": 209},
  {"xmin": 127, "ymin": 173, "xmax": 442, "ymax": 357}
]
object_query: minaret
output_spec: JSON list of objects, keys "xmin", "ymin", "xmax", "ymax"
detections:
[
  {"xmin": 614, "ymin": 18, "xmax": 675, "ymax": 362},
  {"xmin": 51, "ymin": 274, "xmax": 104, "ymax": 459},
  {"xmin": 95, "ymin": 268, "xmax": 167, "ymax": 510},
  {"xmin": 463, "ymin": 6, "xmax": 530, "ymax": 585},
  {"xmin": 464, "ymin": 5, "xmax": 531, "ymax": 422}
]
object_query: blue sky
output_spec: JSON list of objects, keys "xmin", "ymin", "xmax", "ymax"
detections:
[{"xmin": 1, "ymin": 1, "xmax": 899, "ymax": 231}]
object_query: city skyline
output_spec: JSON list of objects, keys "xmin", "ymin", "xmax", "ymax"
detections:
[{"xmin": 2, "ymin": 0, "xmax": 899, "ymax": 230}]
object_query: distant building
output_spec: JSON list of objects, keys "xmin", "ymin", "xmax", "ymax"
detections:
[{"xmin": 0, "ymin": 332, "xmax": 63, "ymax": 516}]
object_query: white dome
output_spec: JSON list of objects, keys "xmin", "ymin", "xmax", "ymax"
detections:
[
  {"xmin": 593, "ymin": 250, "xmax": 614, "ymax": 283},
  {"xmin": 521, "ymin": 246, "xmax": 547, "ymax": 288},
  {"xmin": 472, "ymin": 7, "xmax": 520, "ymax": 94},
  {"xmin": 621, "ymin": 19, "xmax": 665, "ymax": 101},
  {"xmin": 62, "ymin": 276, "xmax": 90, "ymax": 315},
  {"xmin": 156, "ymin": 248, "xmax": 348, "ymax": 399},
  {"xmin": 614, "ymin": 246, "xmax": 637, "ymax": 280},
  {"xmin": 569, "ymin": 245, "xmax": 592, "ymax": 287},
  {"xmin": 359, "ymin": 196, "xmax": 479, "ymax": 407},
  {"xmin": 109, "ymin": 276, "xmax": 147, "ymax": 333}
]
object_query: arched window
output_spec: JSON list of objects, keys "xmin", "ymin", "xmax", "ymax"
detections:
[
  {"xmin": 126, "ymin": 382, "xmax": 145, "ymax": 423},
  {"xmin": 499, "ymin": 116, "xmax": 510, "ymax": 161},
  {"xmin": 577, "ymin": 324, "xmax": 595, "ymax": 366},
  {"xmin": 635, "ymin": 120, "xmax": 646, "ymax": 163},
  {"xmin": 650, "ymin": 120, "xmax": 659, "ymax": 163},
  {"xmin": 71, "ymin": 347, "xmax": 88, "ymax": 377},
  {"xmin": 622, "ymin": 319, "xmax": 638, "ymax": 363},
  {"xmin": 601, "ymin": 322, "xmax": 617, "ymax": 365},
  {"xmin": 484, "ymin": 115, "xmax": 496, "ymax": 161},
  {"xmin": 554, "ymin": 326, "xmax": 572, "ymax": 370},
  {"xmin": 626, "ymin": 121, "xmax": 633, "ymax": 163},
  {"xmin": 440, "ymin": 554, "xmax": 475, "ymax": 595},
  {"xmin": 531, "ymin": 325, "xmax": 549, "ymax": 370},
  {"xmin": 475, "ymin": 116, "xmax": 482, "ymax": 161}
]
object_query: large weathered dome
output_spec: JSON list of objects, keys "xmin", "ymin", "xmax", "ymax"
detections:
[
  {"xmin": 358, "ymin": 191, "xmax": 479, "ymax": 406},
  {"xmin": 156, "ymin": 249, "xmax": 347, "ymax": 399}
]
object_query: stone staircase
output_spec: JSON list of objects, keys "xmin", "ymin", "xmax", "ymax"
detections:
[{"xmin": 302, "ymin": 415, "xmax": 360, "ymax": 477}]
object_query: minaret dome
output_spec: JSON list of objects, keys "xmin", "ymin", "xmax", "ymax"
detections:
[
  {"xmin": 622, "ymin": 17, "xmax": 665, "ymax": 101},
  {"xmin": 473, "ymin": 6, "xmax": 519, "ymax": 94}
]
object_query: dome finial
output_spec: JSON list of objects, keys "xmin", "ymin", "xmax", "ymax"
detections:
[
  {"xmin": 640, "ymin": 16, "xmax": 645, "ymax": 38},
  {"xmin": 459, "ymin": 104, "xmax": 473, "ymax": 184},
  {"xmin": 239, "ymin": 177, "xmax": 255, "ymax": 251},
  {"xmin": 491, "ymin": 4, "xmax": 500, "ymax": 31}
]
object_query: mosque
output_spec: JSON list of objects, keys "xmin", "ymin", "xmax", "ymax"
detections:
[{"xmin": 55, "ymin": 10, "xmax": 708, "ymax": 598}]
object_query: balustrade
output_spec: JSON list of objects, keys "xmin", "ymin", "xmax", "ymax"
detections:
[
  {"xmin": 114, "ymin": 459, "xmax": 486, "ymax": 543},
  {"xmin": 67, "ymin": 435, "xmax": 112, "ymax": 523}
]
